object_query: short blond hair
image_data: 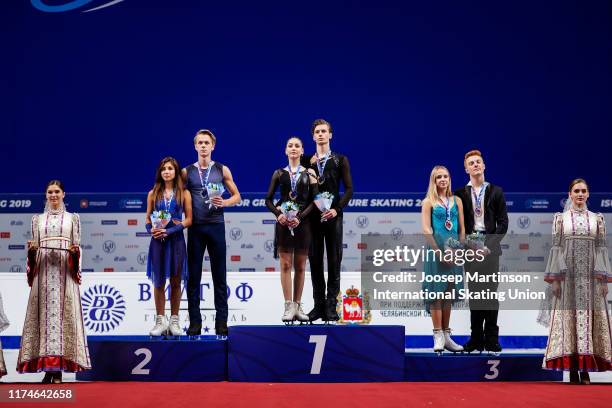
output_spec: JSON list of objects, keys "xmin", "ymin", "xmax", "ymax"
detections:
[{"xmin": 194, "ymin": 129, "xmax": 217, "ymax": 145}]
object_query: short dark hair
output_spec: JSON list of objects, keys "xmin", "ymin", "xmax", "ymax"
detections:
[{"xmin": 311, "ymin": 118, "xmax": 332, "ymax": 135}]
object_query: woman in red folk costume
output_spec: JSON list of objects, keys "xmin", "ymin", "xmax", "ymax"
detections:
[
  {"xmin": 18, "ymin": 180, "xmax": 91, "ymax": 383},
  {"xmin": 540, "ymin": 179, "xmax": 611, "ymax": 384}
]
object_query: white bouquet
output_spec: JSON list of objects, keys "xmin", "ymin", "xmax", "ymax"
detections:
[
  {"xmin": 314, "ymin": 192, "xmax": 335, "ymax": 222},
  {"xmin": 206, "ymin": 182, "xmax": 225, "ymax": 209},
  {"xmin": 280, "ymin": 201, "xmax": 299, "ymax": 236},
  {"xmin": 151, "ymin": 210, "xmax": 171, "ymax": 229}
]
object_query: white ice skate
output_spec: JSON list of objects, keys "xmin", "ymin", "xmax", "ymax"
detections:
[
  {"xmin": 149, "ymin": 315, "xmax": 168, "ymax": 337},
  {"xmin": 443, "ymin": 328, "xmax": 464, "ymax": 353},
  {"xmin": 167, "ymin": 315, "xmax": 182, "ymax": 337},
  {"xmin": 294, "ymin": 302, "xmax": 310, "ymax": 323},
  {"xmin": 282, "ymin": 300, "xmax": 296, "ymax": 324},
  {"xmin": 433, "ymin": 329, "xmax": 445, "ymax": 354}
]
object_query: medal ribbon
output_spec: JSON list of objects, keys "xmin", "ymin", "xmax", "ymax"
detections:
[
  {"xmin": 472, "ymin": 182, "xmax": 488, "ymax": 214},
  {"xmin": 164, "ymin": 190, "xmax": 174, "ymax": 212},
  {"xmin": 316, "ymin": 151, "xmax": 331, "ymax": 180},
  {"xmin": 440, "ymin": 197, "xmax": 451, "ymax": 224},
  {"xmin": 195, "ymin": 161, "xmax": 214, "ymax": 194},
  {"xmin": 286, "ymin": 165, "xmax": 304, "ymax": 198}
]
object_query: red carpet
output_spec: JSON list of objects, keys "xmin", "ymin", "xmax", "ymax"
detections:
[{"xmin": 1, "ymin": 382, "xmax": 610, "ymax": 408}]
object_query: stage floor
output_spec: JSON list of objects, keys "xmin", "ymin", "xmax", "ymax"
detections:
[{"xmin": 1, "ymin": 349, "xmax": 612, "ymax": 384}]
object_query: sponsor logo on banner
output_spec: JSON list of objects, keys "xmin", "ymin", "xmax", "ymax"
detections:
[
  {"xmin": 264, "ymin": 240, "xmax": 274, "ymax": 253},
  {"xmin": 90, "ymin": 232, "xmax": 104, "ymax": 237},
  {"xmin": 262, "ymin": 220, "xmax": 276, "ymax": 225},
  {"xmin": 135, "ymin": 232, "xmax": 150, "ymax": 237},
  {"xmin": 251, "ymin": 232, "xmax": 265, "ymax": 237},
  {"xmin": 517, "ymin": 216, "xmax": 530, "ymax": 229},
  {"xmin": 113, "ymin": 233, "xmax": 129, "ymax": 237},
  {"xmin": 0, "ymin": 232, "xmax": 10, "ymax": 239},
  {"xmin": 104, "ymin": 268, "xmax": 114, "ymax": 272},
  {"xmin": 119, "ymin": 199, "xmax": 144, "ymax": 210},
  {"xmin": 82, "ymin": 244, "xmax": 93, "ymax": 250},
  {"xmin": 357, "ymin": 243, "xmax": 367, "ymax": 250},
  {"xmin": 356, "ymin": 216, "xmax": 369, "ymax": 229},
  {"xmin": 92, "ymin": 255, "xmax": 103, "ymax": 263},
  {"xmin": 528, "ymin": 257, "xmax": 545, "ymax": 262},
  {"xmin": 338, "ymin": 286, "xmax": 371, "ymax": 324},
  {"xmin": 0, "ymin": 257, "xmax": 11, "ymax": 262},
  {"xmin": 10, "ymin": 220, "xmax": 24, "ymax": 226},
  {"xmin": 86, "ymin": 201, "xmax": 108, "ymax": 208},
  {"xmin": 125, "ymin": 244, "xmax": 139, "ymax": 249},
  {"xmin": 81, "ymin": 284, "xmax": 126, "ymax": 333},
  {"xmin": 601, "ymin": 199, "xmax": 612, "ymax": 208},
  {"xmin": 10, "ymin": 265, "xmax": 22, "ymax": 272},
  {"xmin": 239, "ymin": 268, "xmax": 255, "ymax": 272},
  {"xmin": 378, "ymin": 219, "xmax": 392, "ymax": 224},
  {"xmin": 101, "ymin": 220, "xmax": 118, "ymax": 225},
  {"xmin": 253, "ymin": 254, "xmax": 264, "ymax": 262},
  {"xmin": 103, "ymin": 240, "xmax": 116, "ymax": 253},
  {"xmin": 525, "ymin": 199, "xmax": 550, "ymax": 210},
  {"xmin": 231, "ymin": 255, "xmax": 241, "ymax": 261},
  {"xmin": 345, "ymin": 230, "xmax": 357, "ymax": 238},
  {"xmin": 391, "ymin": 227, "xmax": 403, "ymax": 240},
  {"xmin": 82, "ymin": 268, "xmax": 94, "ymax": 272},
  {"xmin": 519, "ymin": 243, "xmax": 529, "ymax": 250},
  {"xmin": 229, "ymin": 227, "xmax": 243, "ymax": 241},
  {"xmin": 128, "ymin": 219, "xmax": 138, "ymax": 226},
  {"xmin": 113, "ymin": 256, "xmax": 127, "ymax": 262},
  {"xmin": 137, "ymin": 252, "xmax": 147, "ymax": 265},
  {"xmin": 265, "ymin": 267, "xmax": 275, "ymax": 272},
  {"xmin": 9, "ymin": 245, "xmax": 25, "ymax": 250},
  {"xmin": 240, "ymin": 220, "xmax": 255, "ymax": 224},
  {"xmin": 343, "ymin": 244, "xmax": 348, "ymax": 248},
  {"xmin": 241, "ymin": 243, "xmax": 253, "ymax": 249}
]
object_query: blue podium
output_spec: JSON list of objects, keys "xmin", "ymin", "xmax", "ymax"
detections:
[
  {"xmin": 404, "ymin": 352, "xmax": 562, "ymax": 381},
  {"xmin": 76, "ymin": 337, "xmax": 227, "ymax": 381},
  {"xmin": 227, "ymin": 325, "xmax": 405, "ymax": 382}
]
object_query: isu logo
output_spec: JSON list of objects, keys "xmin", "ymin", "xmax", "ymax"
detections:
[
  {"xmin": 81, "ymin": 284, "xmax": 126, "ymax": 333},
  {"xmin": 356, "ymin": 216, "xmax": 369, "ymax": 229},
  {"xmin": 229, "ymin": 227, "xmax": 243, "ymax": 241},
  {"xmin": 31, "ymin": 0, "xmax": 126, "ymax": 13},
  {"xmin": 517, "ymin": 216, "xmax": 531, "ymax": 229}
]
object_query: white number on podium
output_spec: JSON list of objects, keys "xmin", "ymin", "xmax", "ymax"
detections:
[
  {"xmin": 485, "ymin": 359, "xmax": 500, "ymax": 380},
  {"xmin": 132, "ymin": 348, "xmax": 152, "ymax": 375},
  {"xmin": 309, "ymin": 335, "xmax": 327, "ymax": 374}
]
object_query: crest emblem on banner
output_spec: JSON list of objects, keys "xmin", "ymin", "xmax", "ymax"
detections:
[{"xmin": 337, "ymin": 286, "xmax": 371, "ymax": 325}]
